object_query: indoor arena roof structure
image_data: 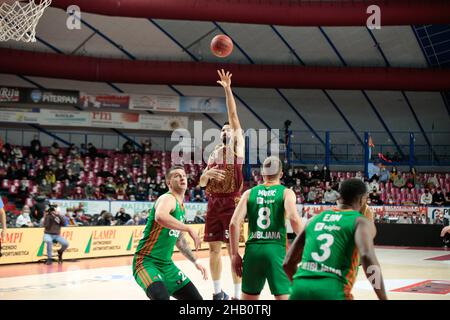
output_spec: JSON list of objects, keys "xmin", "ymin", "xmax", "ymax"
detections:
[{"xmin": 0, "ymin": 0, "xmax": 449, "ymax": 150}]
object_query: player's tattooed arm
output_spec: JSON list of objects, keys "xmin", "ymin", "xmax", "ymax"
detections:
[{"xmin": 176, "ymin": 232, "xmax": 197, "ymax": 263}]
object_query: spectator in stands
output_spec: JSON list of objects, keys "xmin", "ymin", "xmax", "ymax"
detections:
[
  {"xmin": 397, "ymin": 213, "xmax": 412, "ymax": 224},
  {"xmin": 142, "ymin": 139, "xmax": 152, "ymax": 155},
  {"xmin": 116, "ymin": 165, "xmax": 127, "ymax": 178},
  {"xmin": 56, "ymin": 153, "xmax": 65, "ymax": 164},
  {"xmin": 62, "ymin": 179, "xmax": 74, "ymax": 199},
  {"xmin": 66, "ymin": 144, "xmax": 80, "ymax": 158},
  {"xmin": 393, "ymin": 172, "xmax": 406, "ymax": 188},
  {"xmin": 29, "ymin": 135, "xmax": 42, "ymax": 157},
  {"xmin": 72, "ymin": 186, "xmax": 85, "ymax": 200},
  {"xmin": 367, "ymin": 162, "xmax": 381, "ymax": 181},
  {"xmin": 135, "ymin": 186, "xmax": 148, "ymax": 201},
  {"xmin": 49, "ymin": 142, "xmax": 60, "ymax": 157},
  {"xmin": 389, "ymin": 167, "xmax": 398, "ymax": 182},
  {"xmin": 434, "ymin": 212, "xmax": 447, "ymax": 225},
  {"xmin": 311, "ymin": 165, "xmax": 322, "ymax": 183},
  {"xmin": 39, "ymin": 179, "xmax": 52, "ymax": 197},
  {"xmin": 131, "ymin": 154, "xmax": 141, "ymax": 168},
  {"xmin": 116, "ymin": 187, "xmax": 128, "ymax": 200},
  {"xmin": 432, "ymin": 188, "xmax": 446, "ymax": 206},
  {"xmin": 73, "ymin": 208, "xmax": 90, "ymax": 226},
  {"xmin": 420, "ymin": 189, "xmax": 433, "ymax": 206},
  {"xmin": 378, "ymin": 166, "xmax": 390, "ymax": 184},
  {"xmin": 419, "ymin": 213, "xmax": 428, "ymax": 224},
  {"xmin": 0, "ymin": 147, "xmax": 8, "ymax": 163},
  {"xmin": 97, "ymin": 210, "xmax": 115, "ymax": 226},
  {"xmin": 354, "ymin": 171, "xmax": 364, "ymax": 181},
  {"xmin": 45, "ymin": 170, "xmax": 56, "ymax": 186},
  {"xmin": 11, "ymin": 145, "xmax": 23, "ymax": 162},
  {"xmin": 16, "ymin": 205, "xmax": 35, "ymax": 228},
  {"xmin": 93, "ymin": 187, "xmax": 105, "ymax": 200},
  {"xmin": 386, "ymin": 195, "xmax": 395, "ymax": 205},
  {"xmin": 126, "ymin": 213, "xmax": 142, "ymax": 225},
  {"xmin": 321, "ymin": 166, "xmax": 331, "ymax": 182},
  {"xmin": 66, "ymin": 168, "xmax": 79, "ymax": 185},
  {"xmin": 191, "ymin": 186, "xmax": 205, "ymax": 202},
  {"xmin": 43, "ymin": 206, "xmax": 69, "ymax": 265},
  {"xmin": 55, "ymin": 163, "xmax": 68, "ymax": 181},
  {"xmin": 369, "ymin": 188, "xmax": 383, "ymax": 205},
  {"xmin": 307, "ymin": 186, "xmax": 317, "ymax": 204},
  {"xmin": 14, "ymin": 163, "xmax": 28, "ymax": 180},
  {"xmin": 193, "ymin": 210, "xmax": 206, "ymax": 224},
  {"xmin": 323, "ymin": 186, "xmax": 340, "ymax": 205},
  {"xmin": 18, "ymin": 178, "xmax": 29, "ymax": 204},
  {"xmin": 284, "ymin": 168, "xmax": 295, "ymax": 187},
  {"xmin": 115, "ymin": 207, "xmax": 132, "ymax": 225},
  {"xmin": 87, "ymin": 143, "xmax": 98, "ymax": 158},
  {"xmin": 427, "ymin": 173, "xmax": 439, "ymax": 189},
  {"xmin": 368, "ymin": 177, "xmax": 380, "ymax": 192},
  {"xmin": 292, "ymin": 179, "xmax": 303, "ymax": 196},
  {"xmin": 84, "ymin": 181, "xmax": 96, "ymax": 200},
  {"xmin": 122, "ymin": 140, "xmax": 135, "ymax": 154},
  {"xmin": 68, "ymin": 155, "xmax": 84, "ymax": 175}
]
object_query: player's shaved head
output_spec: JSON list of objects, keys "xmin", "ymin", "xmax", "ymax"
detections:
[
  {"xmin": 339, "ymin": 178, "xmax": 368, "ymax": 206},
  {"xmin": 165, "ymin": 165, "xmax": 185, "ymax": 182},
  {"xmin": 261, "ymin": 156, "xmax": 282, "ymax": 180}
]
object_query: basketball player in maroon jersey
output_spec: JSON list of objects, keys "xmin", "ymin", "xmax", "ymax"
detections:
[{"xmin": 199, "ymin": 69, "xmax": 244, "ymax": 300}]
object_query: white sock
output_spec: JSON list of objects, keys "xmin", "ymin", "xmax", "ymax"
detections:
[
  {"xmin": 213, "ymin": 280, "xmax": 222, "ymax": 294},
  {"xmin": 234, "ymin": 283, "xmax": 241, "ymax": 299}
]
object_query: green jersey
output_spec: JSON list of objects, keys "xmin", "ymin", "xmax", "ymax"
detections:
[
  {"xmin": 246, "ymin": 184, "xmax": 287, "ymax": 246},
  {"xmin": 293, "ymin": 209, "xmax": 363, "ymax": 291},
  {"xmin": 135, "ymin": 193, "xmax": 185, "ymax": 262}
]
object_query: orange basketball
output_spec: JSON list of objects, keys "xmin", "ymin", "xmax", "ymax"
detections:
[{"xmin": 210, "ymin": 34, "xmax": 233, "ymax": 58}]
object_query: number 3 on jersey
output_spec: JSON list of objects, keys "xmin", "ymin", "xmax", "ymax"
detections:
[
  {"xmin": 257, "ymin": 207, "xmax": 271, "ymax": 230},
  {"xmin": 311, "ymin": 233, "xmax": 334, "ymax": 262}
]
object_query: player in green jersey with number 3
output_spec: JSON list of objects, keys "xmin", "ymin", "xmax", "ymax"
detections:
[
  {"xmin": 133, "ymin": 166, "xmax": 208, "ymax": 300},
  {"xmin": 283, "ymin": 178, "xmax": 387, "ymax": 300},
  {"xmin": 229, "ymin": 156, "xmax": 303, "ymax": 300}
]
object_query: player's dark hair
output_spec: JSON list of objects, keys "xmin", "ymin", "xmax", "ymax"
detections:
[
  {"xmin": 165, "ymin": 165, "xmax": 185, "ymax": 182},
  {"xmin": 338, "ymin": 178, "xmax": 368, "ymax": 206}
]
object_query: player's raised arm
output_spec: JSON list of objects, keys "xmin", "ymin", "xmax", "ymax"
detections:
[
  {"xmin": 229, "ymin": 189, "xmax": 250, "ymax": 277},
  {"xmin": 284, "ymin": 188, "xmax": 303, "ymax": 235},
  {"xmin": 354, "ymin": 217, "xmax": 387, "ymax": 300},
  {"xmin": 217, "ymin": 69, "xmax": 244, "ymax": 158},
  {"xmin": 360, "ymin": 202, "xmax": 377, "ymax": 238},
  {"xmin": 283, "ymin": 226, "xmax": 307, "ymax": 282}
]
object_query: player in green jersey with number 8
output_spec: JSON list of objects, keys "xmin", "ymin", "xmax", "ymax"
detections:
[
  {"xmin": 229, "ymin": 156, "xmax": 303, "ymax": 300},
  {"xmin": 283, "ymin": 178, "xmax": 387, "ymax": 300}
]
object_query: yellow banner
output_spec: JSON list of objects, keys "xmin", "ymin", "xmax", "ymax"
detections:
[{"xmin": 0, "ymin": 224, "xmax": 248, "ymax": 265}]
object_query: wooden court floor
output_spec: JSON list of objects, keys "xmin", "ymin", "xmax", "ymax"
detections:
[{"xmin": 0, "ymin": 247, "xmax": 449, "ymax": 300}]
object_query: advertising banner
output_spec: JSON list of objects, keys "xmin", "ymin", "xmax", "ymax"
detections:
[
  {"xmin": 139, "ymin": 114, "xmax": 188, "ymax": 131},
  {"xmin": 91, "ymin": 111, "xmax": 139, "ymax": 129},
  {"xmin": 0, "ymin": 87, "xmax": 20, "ymax": 102},
  {"xmin": 179, "ymin": 97, "xmax": 227, "ymax": 113},
  {"xmin": 49, "ymin": 200, "xmax": 110, "ymax": 215},
  {"xmin": 80, "ymin": 93, "xmax": 129, "ymax": 109},
  {"xmin": 21, "ymin": 88, "xmax": 79, "ymax": 106},
  {"xmin": 110, "ymin": 201, "xmax": 154, "ymax": 216},
  {"xmin": 130, "ymin": 94, "xmax": 180, "ymax": 112},
  {"xmin": 0, "ymin": 224, "xmax": 248, "ymax": 265},
  {"xmin": 0, "ymin": 110, "xmax": 40, "ymax": 124},
  {"xmin": 427, "ymin": 207, "xmax": 450, "ymax": 221},
  {"xmin": 39, "ymin": 109, "xmax": 91, "ymax": 127}
]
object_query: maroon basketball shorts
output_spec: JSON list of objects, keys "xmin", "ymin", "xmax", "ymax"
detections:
[{"xmin": 204, "ymin": 195, "xmax": 240, "ymax": 243}]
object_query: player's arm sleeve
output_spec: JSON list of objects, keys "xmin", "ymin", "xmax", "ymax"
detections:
[
  {"xmin": 354, "ymin": 217, "xmax": 388, "ymax": 300},
  {"xmin": 284, "ymin": 188, "xmax": 303, "ymax": 235},
  {"xmin": 176, "ymin": 232, "xmax": 197, "ymax": 264},
  {"xmin": 229, "ymin": 189, "xmax": 250, "ymax": 256},
  {"xmin": 154, "ymin": 195, "xmax": 189, "ymax": 232}
]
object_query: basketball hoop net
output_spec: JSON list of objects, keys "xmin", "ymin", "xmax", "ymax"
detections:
[{"xmin": 0, "ymin": 0, "xmax": 51, "ymax": 42}]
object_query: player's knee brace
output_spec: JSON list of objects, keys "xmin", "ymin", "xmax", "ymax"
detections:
[
  {"xmin": 146, "ymin": 282, "xmax": 170, "ymax": 300},
  {"xmin": 172, "ymin": 282, "xmax": 203, "ymax": 300}
]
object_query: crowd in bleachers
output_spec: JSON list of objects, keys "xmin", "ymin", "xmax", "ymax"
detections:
[
  {"xmin": 1, "ymin": 137, "xmax": 449, "ymax": 228},
  {"xmin": 249, "ymin": 165, "xmax": 450, "ymax": 208}
]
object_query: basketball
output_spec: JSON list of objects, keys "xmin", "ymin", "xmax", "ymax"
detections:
[{"xmin": 210, "ymin": 34, "xmax": 233, "ymax": 58}]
